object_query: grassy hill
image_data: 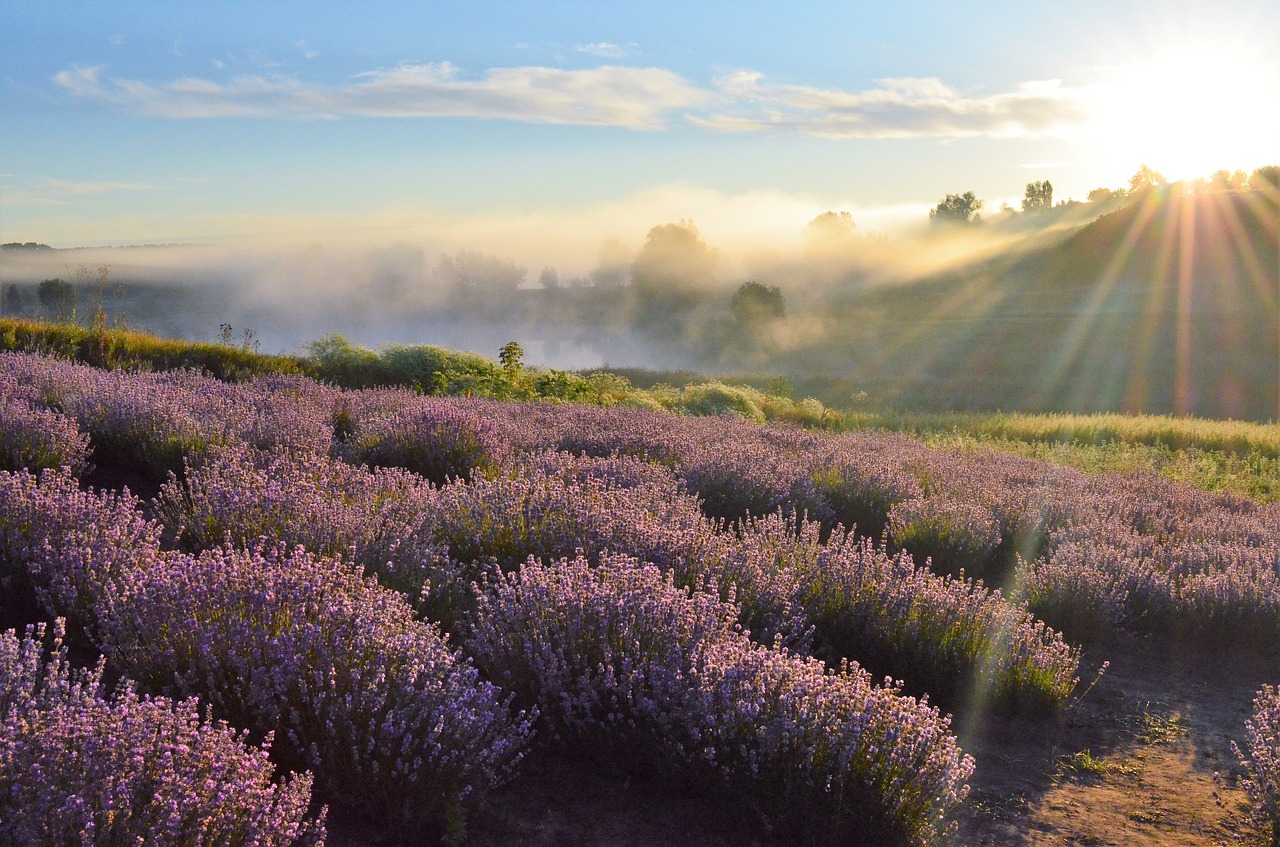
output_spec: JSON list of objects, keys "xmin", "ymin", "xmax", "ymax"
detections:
[{"xmin": 785, "ymin": 189, "xmax": 1279, "ymax": 421}]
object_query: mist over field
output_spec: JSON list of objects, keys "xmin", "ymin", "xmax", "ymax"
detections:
[
  {"xmin": 0, "ymin": 191, "xmax": 975, "ymax": 366},
  {"xmin": 3, "ymin": 180, "xmax": 1277, "ymax": 421}
]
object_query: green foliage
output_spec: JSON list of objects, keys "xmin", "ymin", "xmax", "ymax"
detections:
[
  {"xmin": 841, "ymin": 409, "xmax": 1280, "ymax": 503},
  {"xmin": 929, "ymin": 191, "xmax": 984, "ymax": 227},
  {"xmin": 37, "ymin": 279, "xmax": 76, "ymax": 322},
  {"xmin": 498, "ymin": 341, "xmax": 524, "ymax": 374},
  {"xmin": 0, "ymin": 317, "xmax": 304, "ymax": 381},
  {"xmin": 1128, "ymin": 164, "xmax": 1167, "ymax": 196},
  {"xmin": 673, "ymin": 382, "xmax": 767, "ymax": 423},
  {"xmin": 1022, "ymin": 180, "xmax": 1053, "ymax": 212},
  {"xmin": 730, "ymin": 281, "xmax": 785, "ymax": 326}
]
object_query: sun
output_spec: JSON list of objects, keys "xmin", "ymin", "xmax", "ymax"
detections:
[{"xmin": 1094, "ymin": 38, "xmax": 1280, "ymax": 182}]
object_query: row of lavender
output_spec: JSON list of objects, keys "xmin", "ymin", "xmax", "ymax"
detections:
[
  {"xmin": 0, "ymin": 467, "xmax": 973, "ymax": 845},
  {"xmin": 12, "ymin": 342, "xmax": 1257, "ymax": 652},
  {"xmin": 0, "ymin": 353, "xmax": 981, "ymax": 844}
]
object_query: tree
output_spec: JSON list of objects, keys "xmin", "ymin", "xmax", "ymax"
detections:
[
  {"xmin": 1087, "ymin": 187, "xmax": 1125, "ymax": 203},
  {"xmin": 38, "ymin": 278, "xmax": 76, "ymax": 321},
  {"xmin": 437, "ymin": 250, "xmax": 526, "ymax": 309},
  {"xmin": 730, "ymin": 281, "xmax": 785, "ymax": 327},
  {"xmin": 1021, "ymin": 180, "xmax": 1053, "ymax": 212},
  {"xmin": 538, "ymin": 266, "xmax": 560, "ymax": 290},
  {"xmin": 929, "ymin": 192, "xmax": 984, "ymax": 227},
  {"xmin": 1251, "ymin": 165, "xmax": 1280, "ymax": 193},
  {"xmin": 630, "ymin": 220, "xmax": 718, "ymax": 335},
  {"xmin": 588, "ymin": 240, "xmax": 632, "ymax": 288},
  {"xmin": 1, "ymin": 283, "xmax": 20, "ymax": 315},
  {"xmin": 498, "ymin": 341, "xmax": 524, "ymax": 374},
  {"xmin": 1128, "ymin": 164, "xmax": 1167, "ymax": 196}
]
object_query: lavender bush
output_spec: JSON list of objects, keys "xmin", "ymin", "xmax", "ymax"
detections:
[
  {"xmin": 1235, "ymin": 685, "xmax": 1280, "ymax": 844},
  {"xmin": 887, "ymin": 495, "xmax": 1004, "ymax": 580},
  {"xmin": 793, "ymin": 526, "xmax": 1079, "ymax": 713},
  {"xmin": 100, "ymin": 544, "xmax": 533, "ymax": 833},
  {"xmin": 468, "ymin": 556, "xmax": 974, "ymax": 846},
  {"xmin": 469, "ymin": 555, "xmax": 737, "ymax": 750},
  {"xmin": 0, "ymin": 397, "xmax": 90, "ymax": 476},
  {"xmin": 350, "ymin": 397, "xmax": 515, "ymax": 484},
  {"xmin": 0, "ymin": 467, "xmax": 162, "ymax": 638},
  {"xmin": 688, "ymin": 639, "xmax": 973, "ymax": 846},
  {"xmin": 0, "ymin": 620, "xmax": 325, "ymax": 847},
  {"xmin": 155, "ymin": 442, "xmax": 446, "ymax": 605}
]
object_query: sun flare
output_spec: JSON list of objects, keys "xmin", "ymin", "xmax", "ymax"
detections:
[{"xmin": 1096, "ymin": 40, "xmax": 1280, "ymax": 182}]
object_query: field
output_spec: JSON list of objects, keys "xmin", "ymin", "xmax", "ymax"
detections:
[{"xmin": 2, "ymin": 337, "xmax": 1280, "ymax": 846}]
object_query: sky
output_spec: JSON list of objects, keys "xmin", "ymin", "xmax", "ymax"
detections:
[{"xmin": 2, "ymin": 0, "xmax": 1278, "ymax": 266}]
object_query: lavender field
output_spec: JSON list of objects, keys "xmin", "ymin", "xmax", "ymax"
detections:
[{"xmin": 2, "ymin": 349, "xmax": 1279, "ymax": 845}]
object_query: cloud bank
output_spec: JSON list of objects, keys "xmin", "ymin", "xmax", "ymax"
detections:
[
  {"xmin": 54, "ymin": 63, "xmax": 709, "ymax": 128},
  {"xmin": 54, "ymin": 62, "xmax": 1097, "ymax": 139}
]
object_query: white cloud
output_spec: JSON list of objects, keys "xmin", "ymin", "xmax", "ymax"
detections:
[
  {"xmin": 575, "ymin": 41, "xmax": 638, "ymax": 59},
  {"xmin": 694, "ymin": 72, "xmax": 1094, "ymax": 139},
  {"xmin": 54, "ymin": 62, "xmax": 709, "ymax": 127},
  {"xmin": 51, "ymin": 61, "xmax": 1099, "ymax": 139},
  {"xmin": 296, "ymin": 40, "xmax": 319, "ymax": 60}
]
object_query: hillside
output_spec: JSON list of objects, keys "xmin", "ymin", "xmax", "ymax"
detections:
[{"xmin": 790, "ymin": 190, "xmax": 1279, "ymax": 421}]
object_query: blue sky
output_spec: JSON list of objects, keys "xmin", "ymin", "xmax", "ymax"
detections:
[{"xmin": 2, "ymin": 0, "xmax": 1278, "ymax": 258}]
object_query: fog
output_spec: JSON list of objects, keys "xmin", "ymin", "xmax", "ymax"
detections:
[{"xmin": 0, "ymin": 188, "xmax": 1093, "ymax": 373}]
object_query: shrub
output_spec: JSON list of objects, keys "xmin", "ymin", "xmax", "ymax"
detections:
[
  {"xmin": 675, "ymin": 382, "xmax": 766, "ymax": 423},
  {"xmin": 812, "ymin": 433, "xmax": 926, "ymax": 539},
  {"xmin": 0, "ymin": 467, "xmax": 162, "ymax": 638},
  {"xmin": 793, "ymin": 529, "xmax": 1079, "ymax": 714},
  {"xmin": 468, "ymin": 555, "xmax": 736, "ymax": 754},
  {"xmin": 0, "ymin": 397, "xmax": 90, "ymax": 475},
  {"xmin": 1235, "ymin": 685, "xmax": 1280, "ymax": 845},
  {"xmin": 155, "ymin": 442, "xmax": 444, "ymax": 604},
  {"xmin": 688, "ymin": 639, "xmax": 973, "ymax": 846},
  {"xmin": 887, "ymin": 495, "xmax": 1003, "ymax": 580},
  {"xmin": 0, "ymin": 620, "xmax": 325, "ymax": 847},
  {"xmin": 679, "ymin": 432, "xmax": 833, "ymax": 525},
  {"xmin": 468, "ymin": 557, "xmax": 974, "ymax": 846},
  {"xmin": 351, "ymin": 398, "xmax": 514, "ymax": 485},
  {"xmin": 100, "ymin": 544, "xmax": 533, "ymax": 833}
]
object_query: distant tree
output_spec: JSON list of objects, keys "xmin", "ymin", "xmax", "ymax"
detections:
[
  {"xmin": 929, "ymin": 192, "xmax": 984, "ymax": 227},
  {"xmin": 589, "ymin": 240, "xmax": 633, "ymax": 288},
  {"xmin": 730, "ymin": 281, "xmax": 785, "ymax": 326},
  {"xmin": 1127, "ymin": 164, "xmax": 1167, "ymax": 196},
  {"xmin": 37, "ymin": 278, "xmax": 76, "ymax": 321},
  {"xmin": 803, "ymin": 211, "xmax": 858, "ymax": 262},
  {"xmin": 630, "ymin": 220, "xmax": 718, "ymax": 335},
  {"xmin": 0, "ymin": 283, "xmax": 19, "ymax": 314},
  {"xmin": 1021, "ymin": 180, "xmax": 1053, "ymax": 212},
  {"xmin": 1251, "ymin": 165, "xmax": 1280, "ymax": 193},
  {"xmin": 806, "ymin": 211, "xmax": 856, "ymax": 242},
  {"xmin": 1087, "ymin": 187, "xmax": 1125, "ymax": 203},
  {"xmin": 538, "ymin": 266, "xmax": 560, "ymax": 290},
  {"xmin": 437, "ymin": 250, "xmax": 525, "ymax": 309}
]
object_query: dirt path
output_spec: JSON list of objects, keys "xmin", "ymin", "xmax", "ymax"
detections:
[{"xmin": 957, "ymin": 637, "xmax": 1275, "ymax": 846}]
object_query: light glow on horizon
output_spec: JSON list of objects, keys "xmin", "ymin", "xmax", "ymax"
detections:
[{"xmin": 1095, "ymin": 41, "xmax": 1280, "ymax": 182}]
